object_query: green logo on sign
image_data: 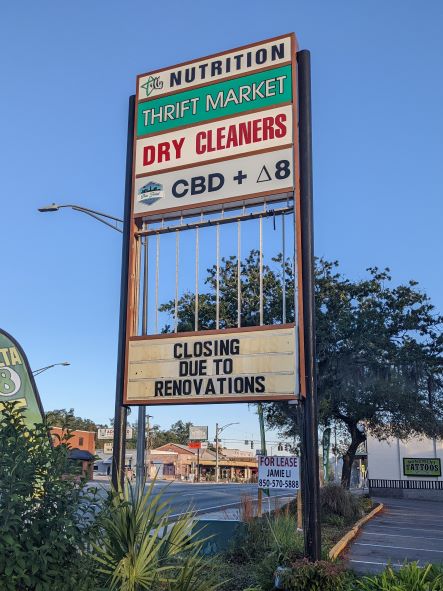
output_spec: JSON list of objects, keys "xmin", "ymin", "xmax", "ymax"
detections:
[{"xmin": 141, "ymin": 75, "xmax": 164, "ymax": 97}]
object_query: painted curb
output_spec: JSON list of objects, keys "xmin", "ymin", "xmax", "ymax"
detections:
[{"xmin": 328, "ymin": 502, "xmax": 384, "ymax": 560}]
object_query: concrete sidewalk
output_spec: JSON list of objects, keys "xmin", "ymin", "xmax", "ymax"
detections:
[{"xmin": 348, "ymin": 498, "xmax": 443, "ymax": 574}]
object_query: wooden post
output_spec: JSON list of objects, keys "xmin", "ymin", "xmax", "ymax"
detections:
[
  {"xmin": 297, "ymin": 489, "xmax": 303, "ymax": 531},
  {"xmin": 258, "ymin": 488, "xmax": 263, "ymax": 517}
]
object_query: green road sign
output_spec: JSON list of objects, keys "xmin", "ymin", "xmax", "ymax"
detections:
[
  {"xmin": 403, "ymin": 457, "xmax": 441, "ymax": 477},
  {"xmin": 137, "ymin": 64, "xmax": 292, "ymax": 136},
  {"xmin": 0, "ymin": 329, "xmax": 44, "ymax": 427}
]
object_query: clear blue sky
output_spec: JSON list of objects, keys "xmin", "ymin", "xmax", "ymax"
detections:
[{"xmin": 1, "ymin": 1, "xmax": 442, "ymax": 448}]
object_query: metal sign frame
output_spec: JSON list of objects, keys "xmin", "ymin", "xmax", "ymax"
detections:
[
  {"xmin": 112, "ymin": 38, "xmax": 321, "ymax": 562},
  {"xmin": 122, "ymin": 32, "xmax": 306, "ymax": 406}
]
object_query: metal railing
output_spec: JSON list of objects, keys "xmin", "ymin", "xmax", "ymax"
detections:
[
  {"xmin": 369, "ymin": 479, "xmax": 443, "ymax": 490},
  {"xmin": 134, "ymin": 196, "xmax": 295, "ymax": 336}
]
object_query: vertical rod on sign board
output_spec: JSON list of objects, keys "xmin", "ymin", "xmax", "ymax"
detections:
[
  {"xmin": 142, "ymin": 237, "xmax": 148, "ymax": 335},
  {"xmin": 136, "ymin": 236, "xmax": 149, "ymax": 497},
  {"xmin": 111, "ymin": 95, "xmax": 134, "ymax": 490},
  {"xmin": 297, "ymin": 49, "xmax": 321, "ymax": 561},
  {"xmin": 155, "ymin": 233, "xmax": 160, "ymax": 334},
  {"xmin": 174, "ymin": 230, "xmax": 179, "ymax": 333},
  {"xmin": 259, "ymin": 216, "xmax": 264, "ymax": 325},
  {"xmin": 216, "ymin": 224, "xmax": 220, "ymax": 330},
  {"xmin": 195, "ymin": 228, "xmax": 199, "ymax": 331},
  {"xmin": 237, "ymin": 220, "xmax": 241, "ymax": 328},
  {"xmin": 282, "ymin": 213, "xmax": 286, "ymax": 324}
]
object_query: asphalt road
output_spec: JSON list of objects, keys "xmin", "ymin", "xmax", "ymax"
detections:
[
  {"xmin": 95, "ymin": 479, "xmax": 295, "ymax": 517},
  {"xmin": 348, "ymin": 497, "xmax": 443, "ymax": 574}
]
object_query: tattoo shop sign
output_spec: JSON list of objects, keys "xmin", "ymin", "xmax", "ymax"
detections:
[{"xmin": 124, "ymin": 325, "xmax": 295, "ymax": 405}]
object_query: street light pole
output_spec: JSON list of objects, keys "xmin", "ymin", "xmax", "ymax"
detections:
[{"xmin": 215, "ymin": 422, "xmax": 239, "ymax": 483}]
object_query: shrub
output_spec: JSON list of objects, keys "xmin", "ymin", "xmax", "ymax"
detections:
[
  {"xmin": 0, "ymin": 402, "xmax": 99, "ymax": 590},
  {"xmin": 92, "ymin": 479, "xmax": 223, "ymax": 591},
  {"xmin": 357, "ymin": 562, "xmax": 443, "ymax": 591},
  {"xmin": 226, "ymin": 517, "xmax": 270, "ymax": 564},
  {"xmin": 280, "ymin": 559, "xmax": 352, "ymax": 591},
  {"xmin": 320, "ymin": 483, "xmax": 364, "ymax": 523}
]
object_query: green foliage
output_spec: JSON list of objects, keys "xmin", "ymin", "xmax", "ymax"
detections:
[
  {"xmin": 150, "ymin": 420, "xmax": 195, "ymax": 448},
  {"xmin": 160, "ymin": 252, "xmax": 443, "ymax": 486},
  {"xmin": 0, "ymin": 402, "xmax": 98, "ymax": 590},
  {"xmin": 279, "ymin": 559, "xmax": 352, "ymax": 591},
  {"xmin": 357, "ymin": 562, "xmax": 443, "ymax": 591},
  {"xmin": 225, "ymin": 513, "xmax": 304, "ymax": 591},
  {"xmin": 265, "ymin": 258, "xmax": 443, "ymax": 487},
  {"xmin": 159, "ymin": 250, "xmax": 294, "ymax": 331},
  {"xmin": 92, "ymin": 479, "xmax": 222, "ymax": 591},
  {"xmin": 45, "ymin": 407, "xmax": 97, "ymax": 431},
  {"xmin": 320, "ymin": 483, "xmax": 365, "ymax": 523}
]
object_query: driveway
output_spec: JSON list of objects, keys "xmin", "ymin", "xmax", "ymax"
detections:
[{"xmin": 348, "ymin": 498, "xmax": 443, "ymax": 574}]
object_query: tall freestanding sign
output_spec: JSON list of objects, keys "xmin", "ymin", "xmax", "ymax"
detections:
[{"xmin": 113, "ymin": 34, "xmax": 321, "ymax": 560}]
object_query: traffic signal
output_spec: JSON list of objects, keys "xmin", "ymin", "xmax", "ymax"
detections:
[{"xmin": 250, "ymin": 441, "xmax": 254, "ymax": 449}]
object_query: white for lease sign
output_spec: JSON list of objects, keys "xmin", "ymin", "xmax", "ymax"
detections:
[{"xmin": 258, "ymin": 455, "xmax": 300, "ymax": 490}]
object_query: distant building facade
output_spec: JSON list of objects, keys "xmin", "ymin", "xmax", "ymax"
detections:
[
  {"xmin": 367, "ymin": 432, "xmax": 443, "ymax": 500},
  {"xmin": 50, "ymin": 426, "xmax": 96, "ymax": 480}
]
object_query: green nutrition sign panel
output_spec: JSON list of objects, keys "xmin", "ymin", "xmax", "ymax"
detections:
[
  {"xmin": 137, "ymin": 64, "xmax": 292, "ymax": 136},
  {"xmin": 403, "ymin": 458, "xmax": 442, "ymax": 477}
]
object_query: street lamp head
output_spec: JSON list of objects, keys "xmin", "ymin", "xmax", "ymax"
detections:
[
  {"xmin": 61, "ymin": 361, "xmax": 70, "ymax": 366},
  {"xmin": 38, "ymin": 203, "xmax": 61, "ymax": 213}
]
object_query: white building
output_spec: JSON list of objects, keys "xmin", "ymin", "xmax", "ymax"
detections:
[{"xmin": 367, "ymin": 432, "xmax": 443, "ymax": 500}]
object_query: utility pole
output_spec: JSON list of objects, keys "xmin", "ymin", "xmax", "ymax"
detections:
[
  {"xmin": 215, "ymin": 423, "xmax": 219, "ymax": 483},
  {"xmin": 215, "ymin": 422, "xmax": 239, "ymax": 483}
]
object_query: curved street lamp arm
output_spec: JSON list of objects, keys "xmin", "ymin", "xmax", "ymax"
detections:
[
  {"xmin": 64, "ymin": 205, "xmax": 123, "ymax": 223},
  {"xmin": 218, "ymin": 421, "xmax": 240, "ymax": 435},
  {"xmin": 69, "ymin": 206, "xmax": 123, "ymax": 233},
  {"xmin": 32, "ymin": 362, "xmax": 70, "ymax": 376}
]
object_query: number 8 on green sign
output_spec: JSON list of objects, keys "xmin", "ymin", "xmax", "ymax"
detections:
[{"xmin": 0, "ymin": 367, "xmax": 21, "ymax": 396}]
